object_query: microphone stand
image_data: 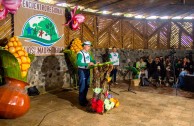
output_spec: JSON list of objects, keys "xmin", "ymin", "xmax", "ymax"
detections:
[{"xmin": 170, "ymin": 49, "xmax": 178, "ymax": 96}]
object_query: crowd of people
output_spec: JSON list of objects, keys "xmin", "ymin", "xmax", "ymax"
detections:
[{"xmin": 134, "ymin": 55, "xmax": 194, "ymax": 87}]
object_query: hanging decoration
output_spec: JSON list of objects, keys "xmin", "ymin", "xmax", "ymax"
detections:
[
  {"xmin": 0, "ymin": 0, "xmax": 22, "ymax": 20},
  {"xmin": 64, "ymin": 6, "xmax": 85, "ymax": 31}
]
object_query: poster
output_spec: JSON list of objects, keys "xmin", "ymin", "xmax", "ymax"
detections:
[{"xmin": 14, "ymin": 0, "xmax": 65, "ymax": 56}]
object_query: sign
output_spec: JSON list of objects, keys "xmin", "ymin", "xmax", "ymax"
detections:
[
  {"xmin": 14, "ymin": 0, "xmax": 65, "ymax": 56},
  {"xmin": 22, "ymin": 0, "xmax": 63, "ymax": 15}
]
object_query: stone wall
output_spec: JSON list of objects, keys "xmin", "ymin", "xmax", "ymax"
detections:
[
  {"xmin": 28, "ymin": 49, "xmax": 194, "ymax": 93},
  {"xmin": 27, "ymin": 55, "xmax": 69, "ymax": 93}
]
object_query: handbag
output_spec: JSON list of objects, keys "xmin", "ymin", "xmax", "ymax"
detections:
[{"xmin": 27, "ymin": 86, "xmax": 40, "ymax": 96}]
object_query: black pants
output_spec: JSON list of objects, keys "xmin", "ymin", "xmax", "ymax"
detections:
[{"xmin": 110, "ymin": 66, "xmax": 118, "ymax": 82}]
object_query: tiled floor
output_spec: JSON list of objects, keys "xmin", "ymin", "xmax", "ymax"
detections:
[{"xmin": 0, "ymin": 81, "xmax": 194, "ymax": 126}]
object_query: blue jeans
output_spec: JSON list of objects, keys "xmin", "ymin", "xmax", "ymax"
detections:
[
  {"xmin": 78, "ymin": 68, "xmax": 90, "ymax": 105},
  {"xmin": 110, "ymin": 67, "xmax": 118, "ymax": 82},
  {"xmin": 176, "ymin": 71, "xmax": 187, "ymax": 88}
]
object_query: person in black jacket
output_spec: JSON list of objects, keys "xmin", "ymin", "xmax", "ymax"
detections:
[{"xmin": 151, "ymin": 57, "xmax": 165, "ymax": 84}]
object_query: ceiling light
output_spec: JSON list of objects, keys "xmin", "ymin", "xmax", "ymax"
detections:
[
  {"xmin": 77, "ymin": 6, "xmax": 85, "ymax": 10},
  {"xmin": 56, "ymin": 3, "xmax": 72, "ymax": 7},
  {"xmin": 160, "ymin": 16, "xmax": 169, "ymax": 19},
  {"xmin": 83, "ymin": 8, "xmax": 98, "ymax": 13},
  {"xmin": 172, "ymin": 16, "xmax": 182, "ymax": 19},
  {"xmin": 112, "ymin": 13, "xmax": 123, "ymax": 16},
  {"xmin": 184, "ymin": 16, "xmax": 193, "ymax": 20},
  {"xmin": 134, "ymin": 15, "xmax": 145, "ymax": 19},
  {"xmin": 124, "ymin": 14, "xmax": 133, "ymax": 17},
  {"xmin": 39, "ymin": 0, "xmax": 56, "ymax": 4},
  {"xmin": 146, "ymin": 16, "xmax": 158, "ymax": 19}
]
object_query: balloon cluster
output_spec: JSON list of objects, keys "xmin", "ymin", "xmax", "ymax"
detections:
[
  {"xmin": 0, "ymin": 0, "xmax": 21, "ymax": 20},
  {"xmin": 64, "ymin": 6, "xmax": 85, "ymax": 31}
]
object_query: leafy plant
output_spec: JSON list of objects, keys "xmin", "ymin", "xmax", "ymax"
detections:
[{"xmin": 0, "ymin": 48, "xmax": 35, "ymax": 82}]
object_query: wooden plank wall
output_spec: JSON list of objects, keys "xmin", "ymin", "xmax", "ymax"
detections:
[
  {"xmin": 64, "ymin": 14, "xmax": 194, "ymax": 50},
  {"xmin": 0, "ymin": 14, "xmax": 13, "ymax": 43},
  {"xmin": 0, "ymin": 14, "xmax": 193, "ymax": 50}
]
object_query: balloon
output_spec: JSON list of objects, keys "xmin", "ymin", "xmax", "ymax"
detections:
[
  {"xmin": 0, "ymin": 0, "xmax": 22, "ymax": 20},
  {"xmin": 2, "ymin": 0, "xmax": 22, "ymax": 14},
  {"xmin": 0, "ymin": 7, "xmax": 8, "ymax": 20}
]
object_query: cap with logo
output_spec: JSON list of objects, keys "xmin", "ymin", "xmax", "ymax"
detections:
[{"xmin": 82, "ymin": 41, "xmax": 92, "ymax": 46}]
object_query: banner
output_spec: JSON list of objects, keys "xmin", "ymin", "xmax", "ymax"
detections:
[{"xmin": 14, "ymin": 0, "xmax": 65, "ymax": 56}]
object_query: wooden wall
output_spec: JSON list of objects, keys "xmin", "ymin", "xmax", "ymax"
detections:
[
  {"xmin": 0, "ymin": 14, "xmax": 193, "ymax": 50},
  {"xmin": 64, "ymin": 14, "xmax": 194, "ymax": 50},
  {"xmin": 0, "ymin": 14, "xmax": 13, "ymax": 42}
]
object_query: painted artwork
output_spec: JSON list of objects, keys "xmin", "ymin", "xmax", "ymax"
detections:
[{"xmin": 19, "ymin": 14, "xmax": 63, "ymax": 46}]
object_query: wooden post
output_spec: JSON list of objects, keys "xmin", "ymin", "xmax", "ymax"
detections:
[
  {"xmin": 192, "ymin": 21, "xmax": 194, "ymax": 49},
  {"xmin": 11, "ymin": 14, "xmax": 14, "ymax": 37},
  {"xmin": 167, "ymin": 22, "xmax": 171, "ymax": 49},
  {"xmin": 120, "ymin": 19, "xmax": 123, "ymax": 48},
  {"xmin": 94, "ymin": 16, "xmax": 98, "ymax": 48},
  {"xmin": 157, "ymin": 32, "xmax": 160, "ymax": 49},
  {"xmin": 108, "ymin": 26, "xmax": 111, "ymax": 48},
  {"xmin": 144, "ymin": 20, "xmax": 148, "ymax": 49},
  {"xmin": 80, "ymin": 23, "xmax": 84, "ymax": 43},
  {"xmin": 179, "ymin": 29, "xmax": 182, "ymax": 49}
]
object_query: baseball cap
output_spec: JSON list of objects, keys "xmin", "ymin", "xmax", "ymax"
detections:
[{"xmin": 82, "ymin": 41, "xmax": 92, "ymax": 46}]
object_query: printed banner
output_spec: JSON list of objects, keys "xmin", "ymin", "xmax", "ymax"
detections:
[{"xmin": 14, "ymin": 0, "xmax": 65, "ymax": 56}]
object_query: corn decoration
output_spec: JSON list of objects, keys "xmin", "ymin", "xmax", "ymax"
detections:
[
  {"xmin": 4, "ymin": 36, "xmax": 31, "ymax": 78},
  {"xmin": 70, "ymin": 38, "xmax": 83, "ymax": 53}
]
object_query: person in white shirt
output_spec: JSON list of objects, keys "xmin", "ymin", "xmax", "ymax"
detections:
[{"xmin": 109, "ymin": 47, "xmax": 120, "ymax": 84}]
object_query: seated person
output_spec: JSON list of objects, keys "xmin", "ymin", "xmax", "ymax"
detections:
[
  {"xmin": 176, "ymin": 68, "xmax": 189, "ymax": 88},
  {"xmin": 151, "ymin": 57, "xmax": 165, "ymax": 83},
  {"xmin": 136, "ymin": 57, "xmax": 148, "ymax": 79}
]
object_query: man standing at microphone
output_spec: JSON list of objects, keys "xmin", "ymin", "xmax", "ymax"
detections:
[{"xmin": 76, "ymin": 41, "xmax": 96, "ymax": 106}]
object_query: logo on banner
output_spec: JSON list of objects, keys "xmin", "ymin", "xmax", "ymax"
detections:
[{"xmin": 20, "ymin": 14, "xmax": 63, "ymax": 46}]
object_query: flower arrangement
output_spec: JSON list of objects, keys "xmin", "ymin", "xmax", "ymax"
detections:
[
  {"xmin": 64, "ymin": 6, "xmax": 85, "ymax": 31},
  {"xmin": 88, "ymin": 88, "xmax": 119, "ymax": 114}
]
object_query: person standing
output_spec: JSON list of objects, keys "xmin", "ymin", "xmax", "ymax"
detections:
[
  {"xmin": 109, "ymin": 47, "xmax": 120, "ymax": 84},
  {"xmin": 76, "ymin": 41, "xmax": 96, "ymax": 106}
]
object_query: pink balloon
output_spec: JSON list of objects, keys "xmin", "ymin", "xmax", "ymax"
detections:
[
  {"xmin": 0, "ymin": 8, "xmax": 8, "ymax": 20},
  {"xmin": 74, "ymin": 14, "xmax": 85, "ymax": 23},
  {"xmin": 0, "ymin": 0, "xmax": 21, "ymax": 20},
  {"xmin": 2, "ymin": 0, "xmax": 22, "ymax": 13}
]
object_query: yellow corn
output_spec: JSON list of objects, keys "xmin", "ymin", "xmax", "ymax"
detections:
[{"xmin": 6, "ymin": 36, "xmax": 31, "ymax": 78}]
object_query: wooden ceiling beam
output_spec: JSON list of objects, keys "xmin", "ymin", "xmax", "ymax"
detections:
[
  {"xmin": 96, "ymin": 0, "xmax": 127, "ymax": 11},
  {"xmin": 83, "ymin": 0, "xmax": 105, "ymax": 8},
  {"xmin": 66, "ymin": 0, "xmax": 80, "ymax": 4},
  {"xmin": 170, "ymin": 8, "xmax": 193, "ymax": 17},
  {"xmin": 79, "ymin": 0, "xmax": 100, "ymax": 6},
  {"xmin": 142, "ymin": 5, "xmax": 175, "ymax": 16},
  {"xmin": 103, "ymin": 0, "xmax": 177, "ymax": 13},
  {"xmin": 66, "ymin": 0, "xmax": 97, "ymax": 5}
]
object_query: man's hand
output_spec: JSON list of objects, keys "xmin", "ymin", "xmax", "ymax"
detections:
[{"xmin": 88, "ymin": 62, "xmax": 94, "ymax": 66}]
